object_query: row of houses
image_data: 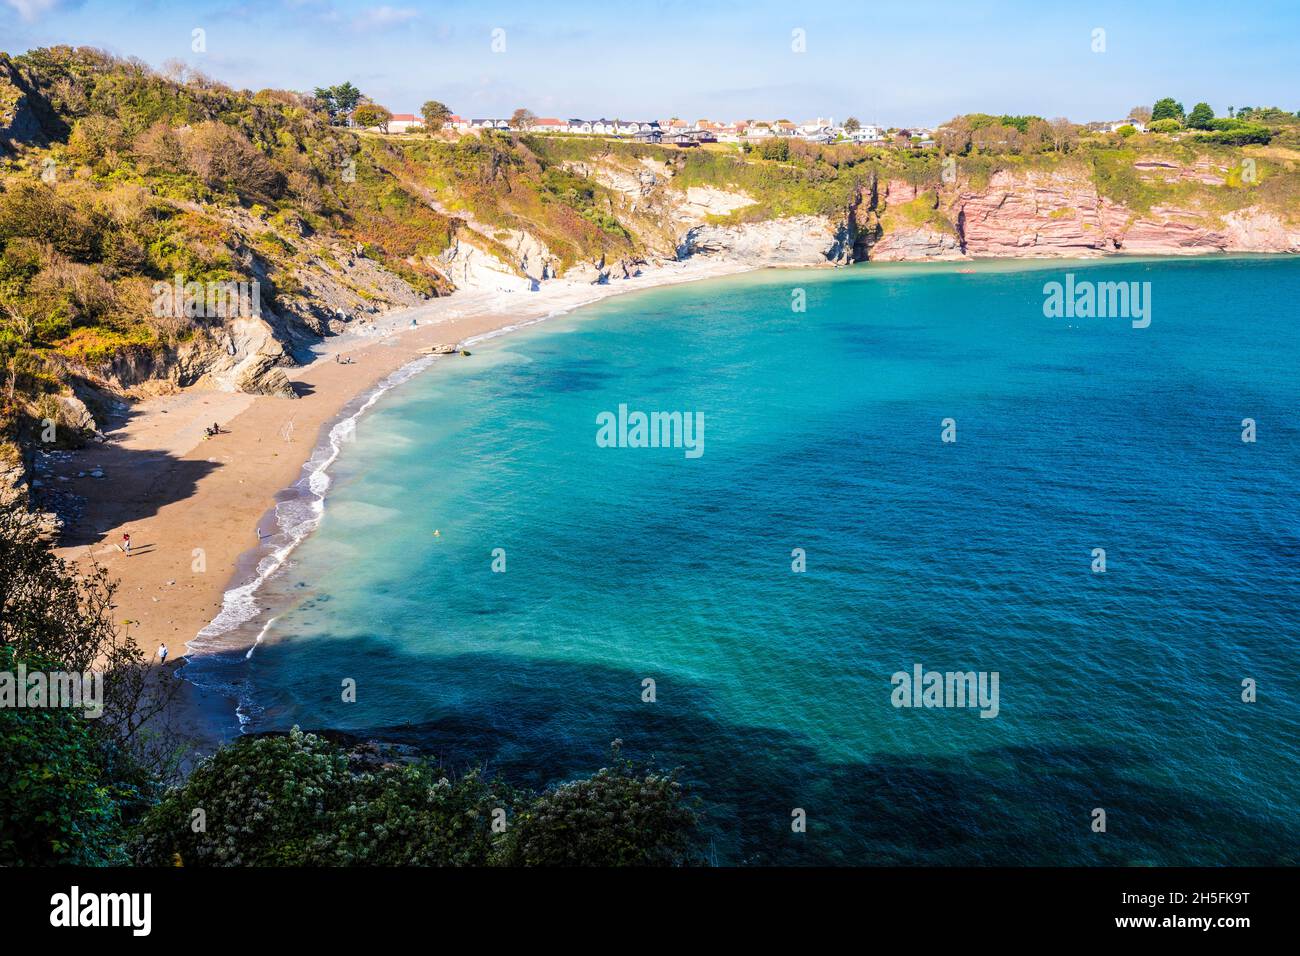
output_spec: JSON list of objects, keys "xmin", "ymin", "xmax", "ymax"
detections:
[
  {"xmin": 375, "ymin": 112, "xmax": 923, "ymax": 146},
  {"xmin": 460, "ymin": 117, "xmax": 669, "ymax": 135},
  {"xmin": 1088, "ymin": 120, "xmax": 1149, "ymax": 133}
]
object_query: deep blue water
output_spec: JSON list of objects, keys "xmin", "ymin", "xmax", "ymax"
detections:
[{"xmin": 197, "ymin": 256, "xmax": 1300, "ymax": 865}]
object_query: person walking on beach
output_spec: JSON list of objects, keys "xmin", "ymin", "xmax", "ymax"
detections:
[
  {"xmin": 157, "ymin": 645, "xmax": 168, "ymax": 665},
  {"xmin": 122, "ymin": 532, "xmax": 131, "ymax": 556}
]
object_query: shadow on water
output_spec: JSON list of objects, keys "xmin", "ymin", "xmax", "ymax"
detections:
[{"xmin": 231, "ymin": 635, "xmax": 1299, "ymax": 866}]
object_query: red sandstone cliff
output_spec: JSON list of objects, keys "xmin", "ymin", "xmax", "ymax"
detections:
[{"xmin": 867, "ymin": 163, "xmax": 1300, "ymax": 261}]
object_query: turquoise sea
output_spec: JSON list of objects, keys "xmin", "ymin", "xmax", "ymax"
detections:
[{"xmin": 188, "ymin": 256, "xmax": 1300, "ymax": 865}]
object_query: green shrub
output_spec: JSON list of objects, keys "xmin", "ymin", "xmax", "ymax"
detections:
[
  {"xmin": 502, "ymin": 755, "xmax": 699, "ymax": 867},
  {"xmin": 131, "ymin": 730, "xmax": 701, "ymax": 867},
  {"xmin": 0, "ymin": 646, "xmax": 129, "ymax": 866}
]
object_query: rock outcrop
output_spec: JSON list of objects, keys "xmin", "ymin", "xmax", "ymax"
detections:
[
  {"xmin": 676, "ymin": 215, "xmax": 846, "ymax": 266},
  {"xmin": 0, "ymin": 54, "xmax": 55, "ymax": 152},
  {"xmin": 871, "ymin": 165, "xmax": 1300, "ymax": 260}
]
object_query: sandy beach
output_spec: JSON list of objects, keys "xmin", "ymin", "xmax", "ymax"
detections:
[{"xmin": 48, "ymin": 257, "xmax": 767, "ymax": 713}]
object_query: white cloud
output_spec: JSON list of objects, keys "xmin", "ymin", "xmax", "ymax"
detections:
[
  {"xmin": 353, "ymin": 5, "xmax": 418, "ymax": 30},
  {"xmin": 4, "ymin": 0, "xmax": 66, "ymax": 21}
]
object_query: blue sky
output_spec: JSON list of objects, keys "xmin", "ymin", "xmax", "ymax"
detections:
[{"xmin": 2, "ymin": 0, "xmax": 1297, "ymax": 125}]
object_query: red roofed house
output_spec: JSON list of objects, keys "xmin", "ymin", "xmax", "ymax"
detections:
[{"xmin": 387, "ymin": 113, "xmax": 424, "ymax": 133}]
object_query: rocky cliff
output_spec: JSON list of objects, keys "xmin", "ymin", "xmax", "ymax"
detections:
[{"xmin": 866, "ymin": 162, "xmax": 1300, "ymax": 260}]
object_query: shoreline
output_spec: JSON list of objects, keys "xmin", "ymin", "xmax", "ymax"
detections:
[
  {"xmin": 50, "ymin": 254, "xmax": 774, "ymax": 739},
  {"xmin": 48, "ymin": 249, "xmax": 1297, "ymax": 742}
]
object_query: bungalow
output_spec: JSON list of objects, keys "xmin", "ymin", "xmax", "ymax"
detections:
[
  {"xmin": 632, "ymin": 129, "xmax": 663, "ymax": 144},
  {"xmin": 848, "ymin": 125, "xmax": 884, "ymax": 143},
  {"xmin": 666, "ymin": 133, "xmax": 701, "ymax": 148},
  {"xmin": 567, "ymin": 118, "xmax": 593, "ymax": 133},
  {"xmin": 387, "ymin": 113, "xmax": 424, "ymax": 134},
  {"xmin": 798, "ymin": 117, "xmax": 835, "ymax": 137},
  {"xmin": 531, "ymin": 117, "xmax": 567, "ymax": 133}
]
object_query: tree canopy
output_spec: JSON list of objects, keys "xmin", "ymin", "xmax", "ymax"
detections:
[
  {"xmin": 1151, "ymin": 97, "xmax": 1185, "ymax": 122},
  {"xmin": 352, "ymin": 103, "xmax": 391, "ymax": 131},
  {"xmin": 420, "ymin": 100, "xmax": 452, "ymax": 133},
  {"xmin": 312, "ymin": 82, "xmax": 362, "ymax": 124},
  {"xmin": 1187, "ymin": 102, "xmax": 1215, "ymax": 129}
]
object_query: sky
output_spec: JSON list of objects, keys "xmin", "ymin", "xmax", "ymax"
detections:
[{"xmin": 2, "ymin": 0, "xmax": 1298, "ymax": 126}]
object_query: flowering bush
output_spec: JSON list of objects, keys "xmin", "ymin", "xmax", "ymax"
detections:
[
  {"xmin": 131, "ymin": 730, "xmax": 699, "ymax": 866},
  {"xmin": 502, "ymin": 760, "xmax": 698, "ymax": 867}
]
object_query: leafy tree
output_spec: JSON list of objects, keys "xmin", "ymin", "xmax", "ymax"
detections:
[
  {"xmin": 1148, "ymin": 117, "xmax": 1183, "ymax": 133},
  {"xmin": 1048, "ymin": 117, "xmax": 1078, "ymax": 152},
  {"xmin": 936, "ymin": 115, "xmax": 973, "ymax": 154},
  {"xmin": 0, "ymin": 502, "xmax": 180, "ymax": 863},
  {"xmin": 758, "ymin": 137, "xmax": 790, "ymax": 161},
  {"xmin": 420, "ymin": 100, "xmax": 452, "ymax": 134},
  {"xmin": 312, "ymin": 82, "xmax": 363, "ymax": 124},
  {"xmin": 510, "ymin": 108, "xmax": 536, "ymax": 131},
  {"xmin": 1128, "ymin": 106, "xmax": 1152, "ymax": 124},
  {"xmin": 1151, "ymin": 97, "xmax": 1185, "ymax": 122},
  {"xmin": 352, "ymin": 103, "xmax": 392, "ymax": 131},
  {"xmin": 844, "ymin": 117, "xmax": 861, "ymax": 133},
  {"xmin": 0, "ymin": 647, "xmax": 129, "ymax": 865},
  {"xmin": 1187, "ymin": 102, "xmax": 1215, "ymax": 129},
  {"xmin": 332, "ymin": 82, "xmax": 362, "ymax": 115}
]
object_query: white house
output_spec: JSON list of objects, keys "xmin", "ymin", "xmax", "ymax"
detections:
[
  {"xmin": 386, "ymin": 113, "xmax": 424, "ymax": 133},
  {"xmin": 848, "ymin": 125, "xmax": 884, "ymax": 143}
]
